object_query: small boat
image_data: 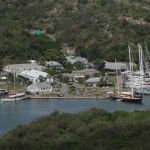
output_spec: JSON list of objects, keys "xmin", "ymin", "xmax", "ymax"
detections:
[
  {"xmin": 1, "ymin": 69, "xmax": 30, "ymax": 103},
  {"xmin": 1, "ymin": 93, "xmax": 29, "ymax": 102}
]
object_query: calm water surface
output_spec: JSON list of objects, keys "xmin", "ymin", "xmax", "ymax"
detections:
[{"xmin": 0, "ymin": 96, "xmax": 150, "ymax": 136}]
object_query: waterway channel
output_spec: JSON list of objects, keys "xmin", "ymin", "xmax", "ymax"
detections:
[{"xmin": 0, "ymin": 96, "xmax": 150, "ymax": 136}]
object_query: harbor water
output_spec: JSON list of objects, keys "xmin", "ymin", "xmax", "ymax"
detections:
[{"xmin": 0, "ymin": 96, "xmax": 150, "ymax": 136}]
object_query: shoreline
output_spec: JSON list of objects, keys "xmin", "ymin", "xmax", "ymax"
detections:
[{"xmin": 30, "ymin": 95, "xmax": 111, "ymax": 100}]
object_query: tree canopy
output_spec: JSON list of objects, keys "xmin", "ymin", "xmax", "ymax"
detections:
[
  {"xmin": 0, "ymin": 0, "xmax": 150, "ymax": 63},
  {"xmin": 0, "ymin": 109, "xmax": 150, "ymax": 150}
]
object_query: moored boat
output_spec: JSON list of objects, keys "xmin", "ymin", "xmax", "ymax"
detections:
[
  {"xmin": 111, "ymin": 92, "xmax": 142, "ymax": 103},
  {"xmin": 112, "ymin": 44, "xmax": 143, "ymax": 103},
  {"xmin": 1, "ymin": 93, "xmax": 29, "ymax": 102},
  {"xmin": 121, "ymin": 96, "xmax": 142, "ymax": 103}
]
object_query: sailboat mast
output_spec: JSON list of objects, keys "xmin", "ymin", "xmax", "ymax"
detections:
[
  {"xmin": 128, "ymin": 45, "xmax": 134, "ymax": 98},
  {"xmin": 115, "ymin": 59, "xmax": 120, "ymax": 94},
  {"xmin": 14, "ymin": 66, "xmax": 16, "ymax": 95},
  {"xmin": 138, "ymin": 43, "xmax": 144, "ymax": 94},
  {"xmin": 14, "ymin": 72, "xmax": 16, "ymax": 94}
]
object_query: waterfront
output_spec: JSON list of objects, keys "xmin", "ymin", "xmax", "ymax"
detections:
[{"xmin": 0, "ymin": 96, "xmax": 150, "ymax": 136}]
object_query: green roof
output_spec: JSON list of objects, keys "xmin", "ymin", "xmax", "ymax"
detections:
[{"xmin": 34, "ymin": 30, "xmax": 42, "ymax": 35}]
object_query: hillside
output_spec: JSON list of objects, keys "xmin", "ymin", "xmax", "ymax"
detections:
[
  {"xmin": 0, "ymin": 0, "xmax": 150, "ymax": 63},
  {"xmin": 0, "ymin": 109, "xmax": 150, "ymax": 150}
]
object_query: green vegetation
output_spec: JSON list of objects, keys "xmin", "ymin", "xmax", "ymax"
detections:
[
  {"xmin": 0, "ymin": 109, "xmax": 150, "ymax": 150},
  {"xmin": 0, "ymin": 0, "xmax": 150, "ymax": 65}
]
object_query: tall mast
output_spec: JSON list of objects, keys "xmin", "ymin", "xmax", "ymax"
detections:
[
  {"xmin": 14, "ymin": 72, "xmax": 16, "ymax": 94},
  {"xmin": 144, "ymin": 43, "xmax": 150, "ymax": 74},
  {"xmin": 14, "ymin": 66, "xmax": 16, "ymax": 94},
  {"xmin": 7, "ymin": 66, "xmax": 9, "ymax": 93},
  {"xmin": 115, "ymin": 59, "xmax": 120, "ymax": 94},
  {"xmin": 138, "ymin": 43, "xmax": 144, "ymax": 94},
  {"xmin": 128, "ymin": 44, "xmax": 133, "ymax": 98}
]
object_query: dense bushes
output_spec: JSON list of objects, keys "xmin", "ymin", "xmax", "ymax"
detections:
[
  {"xmin": 0, "ymin": 109, "xmax": 150, "ymax": 150},
  {"xmin": 0, "ymin": 0, "xmax": 150, "ymax": 63}
]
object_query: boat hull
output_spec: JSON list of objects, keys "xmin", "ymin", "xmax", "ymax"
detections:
[
  {"xmin": 1, "ymin": 97, "xmax": 29, "ymax": 102},
  {"xmin": 111, "ymin": 94, "xmax": 143, "ymax": 103},
  {"xmin": 0, "ymin": 91, "xmax": 8, "ymax": 96},
  {"xmin": 121, "ymin": 97, "xmax": 142, "ymax": 103}
]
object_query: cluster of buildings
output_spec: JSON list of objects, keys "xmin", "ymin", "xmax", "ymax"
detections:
[
  {"xmin": 2, "ymin": 63, "xmax": 53, "ymax": 94},
  {"xmin": 0, "ymin": 57, "xmax": 134, "ymax": 95},
  {"xmin": 104, "ymin": 61, "xmax": 136, "ymax": 72}
]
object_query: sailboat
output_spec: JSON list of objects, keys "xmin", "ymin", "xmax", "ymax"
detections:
[
  {"xmin": 111, "ymin": 59, "xmax": 124, "ymax": 100},
  {"xmin": 1, "ymin": 72, "xmax": 28, "ymax": 102},
  {"xmin": 134, "ymin": 44, "xmax": 150, "ymax": 95},
  {"xmin": 121, "ymin": 44, "xmax": 143, "ymax": 103},
  {"xmin": 111, "ymin": 59, "xmax": 133, "ymax": 100},
  {"xmin": 111, "ymin": 45, "xmax": 143, "ymax": 103}
]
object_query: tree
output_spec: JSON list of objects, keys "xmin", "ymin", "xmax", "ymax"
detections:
[
  {"xmin": 0, "ymin": 60, "xmax": 3, "ymax": 73},
  {"xmin": 62, "ymin": 76, "xmax": 70, "ymax": 83},
  {"xmin": 97, "ymin": 77, "xmax": 107, "ymax": 87},
  {"xmin": 76, "ymin": 77, "xmax": 85, "ymax": 84}
]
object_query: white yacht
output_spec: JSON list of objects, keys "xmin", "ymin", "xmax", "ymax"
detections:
[{"xmin": 1, "ymin": 93, "xmax": 28, "ymax": 102}]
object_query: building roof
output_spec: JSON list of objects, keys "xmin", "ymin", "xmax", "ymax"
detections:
[
  {"xmin": 104, "ymin": 61, "xmax": 127, "ymax": 70},
  {"xmin": 63, "ymin": 69, "xmax": 99, "ymax": 78},
  {"xmin": 73, "ymin": 69, "xmax": 99, "ymax": 75},
  {"xmin": 86, "ymin": 77, "xmax": 101, "ymax": 83},
  {"xmin": 63, "ymin": 73, "xmax": 85, "ymax": 78},
  {"xmin": 19, "ymin": 69, "xmax": 48, "ymax": 79},
  {"xmin": 66, "ymin": 56, "xmax": 89, "ymax": 65},
  {"xmin": 45, "ymin": 61, "xmax": 63, "ymax": 67},
  {"xmin": 28, "ymin": 60, "xmax": 37, "ymax": 64},
  {"xmin": 32, "ymin": 30, "xmax": 42, "ymax": 35},
  {"xmin": 27, "ymin": 82, "xmax": 51, "ymax": 91},
  {"xmin": 66, "ymin": 56, "xmax": 77, "ymax": 64},
  {"xmin": 3, "ymin": 64, "xmax": 44, "ymax": 73},
  {"xmin": 75, "ymin": 57, "xmax": 88, "ymax": 64}
]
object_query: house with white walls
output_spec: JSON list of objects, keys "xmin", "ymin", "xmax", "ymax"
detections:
[{"xmin": 27, "ymin": 82, "xmax": 52, "ymax": 94}]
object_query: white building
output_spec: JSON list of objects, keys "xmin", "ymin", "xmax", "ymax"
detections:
[
  {"xmin": 45, "ymin": 61, "xmax": 63, "ymax": 69},
  {"xmin": 73, "ymin": 69, "xmax": 99, "ymax": 77},
  {"xmin": 62, "ymin": 69, "xmax": 99, "ymax": 82},
  {"xmin": 86, "ymin": 77, "xmax": 101, "ymax": 87},
  {"xmin": 18, "ymin": 69, "xmax": 53, "ymax": 83},
  {"xmin": 62, "ymin": 73, "xmax": 85, "ymax": 82},
  {"xmin": 3, "ymin": 64, "xmax": 44, "ymax": 74},
  {"xmin": 104, "ymin": 61, "xmax": 127, "ymax": 71},
  {"xmin": 28, "ymin": 60, "xmax": 37, "ymax": 64},
  {"xmin": 66, "ymin": 56, "xmax": 93, "ymax": 68},
  {"xmin": 27, "ymin": 82, "xmax": 52, "ymax": 94},
  {"xmin": 86, "ymin": 77, "xmax": 101, "ymax": 83}
]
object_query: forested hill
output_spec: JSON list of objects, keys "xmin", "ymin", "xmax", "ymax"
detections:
[
  {"xmin": 0, "ymin": 0, "xmax": 150, "ymax": 63},
  {"xmin": 0, "ymin": 109, "xmax": 150, "ymax": 150}
]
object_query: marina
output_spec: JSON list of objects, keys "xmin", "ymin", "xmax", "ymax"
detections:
[{"xmin": 0, "ymin": 96, "xmax": 150, "ymax": 136}]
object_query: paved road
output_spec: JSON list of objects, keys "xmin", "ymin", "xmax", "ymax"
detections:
[{"xmin": 60, "ymin": 83, "xmax": 68, "ymax": 94}]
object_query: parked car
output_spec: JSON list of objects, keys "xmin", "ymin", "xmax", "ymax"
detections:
[{"xmin": 57, "ymin": 93, "xmax": 64, "ymax": 97}]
